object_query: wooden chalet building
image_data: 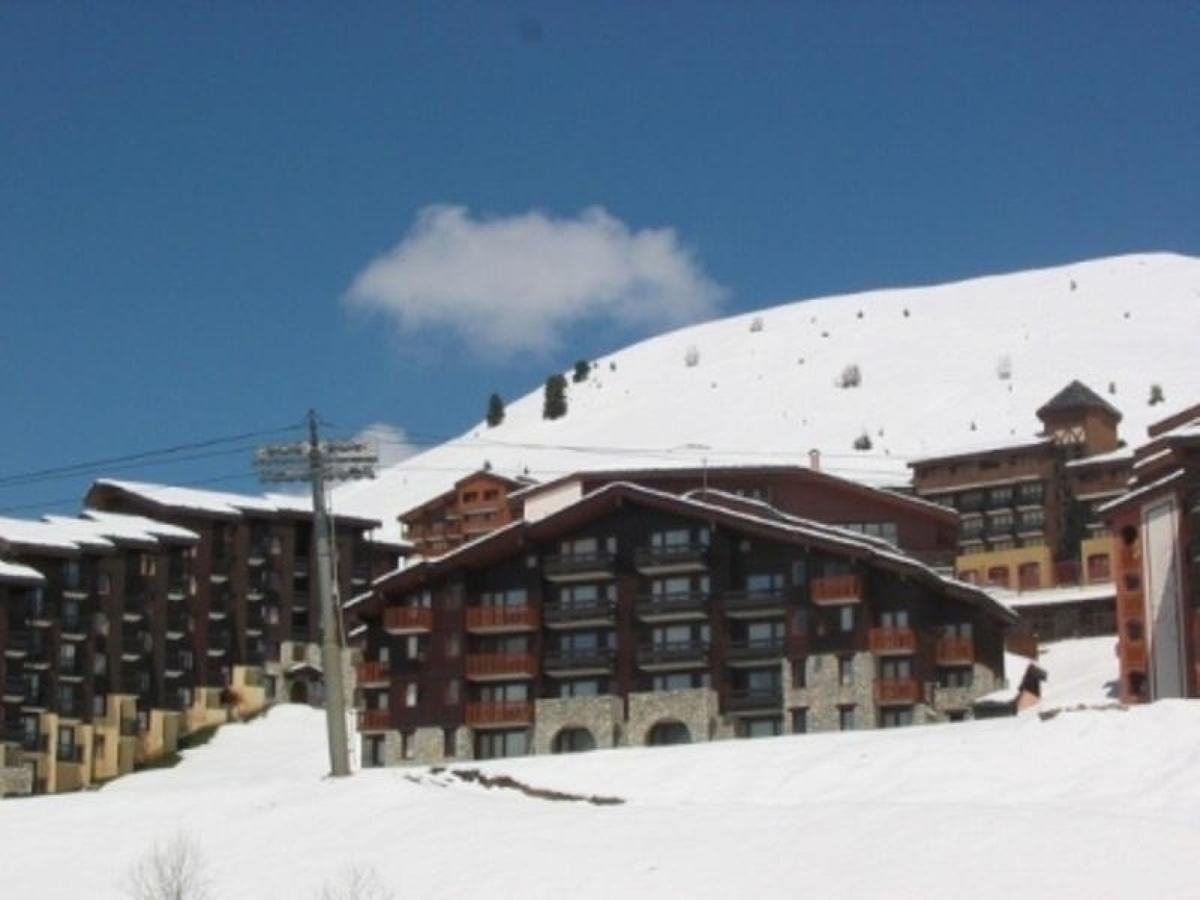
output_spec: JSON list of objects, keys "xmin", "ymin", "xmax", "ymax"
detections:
[
  {"xmin": 400, "ymin": 471, "xmax": 530, "ymax": 557},
  {"xmin": 1102, "ymin": 402, "xmax": 1200, "ymax": 703},
  {"xmin": 0, "ymin": 480, "xmax": 404, "ymax": 796},
  {"xmin": 910, "ymin": 380, "xmax": 1132, "ymax": 592},
  {"xmin": 351, "ymin": 482, "xmax": 1015, "ymax": 766}
]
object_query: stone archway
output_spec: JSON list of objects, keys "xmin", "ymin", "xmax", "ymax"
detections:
[
  {"xmin": 646, "ymin": 719, "xmax": 691, "ymax": 746},
  {"xmin": 289, "ymin": 680, "xmax": 309, "ymax": 704},
  {"xmin": 551, "ymin": 726, "xmax": 596, "ymax": 754}
]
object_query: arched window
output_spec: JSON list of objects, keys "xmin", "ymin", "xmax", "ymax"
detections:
[
  {"xmin": 646, "ymin": 720, "xmax": 691, "ymax": 746},
  {"xmin": 551, "ymin": 727, "xmax": 596, "ymax": 754}
]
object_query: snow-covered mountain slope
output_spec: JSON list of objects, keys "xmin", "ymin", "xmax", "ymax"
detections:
[
  {"xmin": 337, "ymin": 253, "xmax": 1200, "ymax": 538},
  {"xmin": 3, "ymin": 700, "xmax": 1198, "ymax": 898}
]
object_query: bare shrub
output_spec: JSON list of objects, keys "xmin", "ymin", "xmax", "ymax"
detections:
[
  {"xmin": 316, "ymin": 864, "xmax": 395, "ymax": 900},
  {"xmin": 836, "ymin": 364, "xmax": 861, "ymax": 388},
  {"xmin": 124, "ymin": 833, "xmax": 210, "ymax": 900}
]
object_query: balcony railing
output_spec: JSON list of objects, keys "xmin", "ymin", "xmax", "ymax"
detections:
[
  {"xmin": 723, "ymin": 588, "xmax": 788, "ymax": 615},
  {"xmin": 465, "ymin": 701, "xmax": 533, "ymax": 728},
  {"xmin": 542, "ymin": 601, "xmax": 614, "ymax": 625},
  {"xmin": 383, "ymin": 606, "xmax": 434, "ymax": 634},
  {"xmin": 465, "ymin": 605, "xmax": 539, "ymax": 632},
  {"xmin": 633, "ymin": 543, "xmax": 709, "ymax": 574},
  {"xmin": 542, "ymin": 648, "xmax": 614, "ymax": 672},
  {"xmin": 3, "ymin": 631, "xmax": 31, "ymax": 657},
  {"xmin": 293, "ymin": 556, "xmax": 311, "ymax": 577},
  {"xmin": 636, "ymin": 641, "xmax": 708, "ymax": 667},
  {"xmin": 935, "ymin": 636, "xmax": 975, "ymax": 665},
  {"xmin": 874, "ymin": 678, "xmax": 922, "ymax": 706},
  {"xmin": 356, "ymin": 661, "xmax": 390, "ymax": 685},
  {"xmin": 351, "ymin": 564, "xmax": 371, "ymax": 584},
  {"xmin": 543, "ymin": 552, "xmax": 616, "ymax": 581},
  {"xmin": 726, "ymin": 688, "xmax": 783, "ymax": 712},
  {"xmin": 2, "ymin": 678, "xmax": 29, "ymax": 703},
  {"xmin": 725, "ymin": 637, "xmax": 786, "ymax": 661},
  {"xmin": 57, "ymin": 656, "xmax": 86, "ymax": 678},
  {"xmin": 636, "ymin": 591, "xmax": 711, "ymax": 619},
  {"xmin": 465, "ymin": 654, "xmax": 537, "ymax": 680},
  {"xmin": 868, "ymin": 627, "xmax": 917, "ymax": 656},
  {"xmin": 358, "ymin": 709, "xmax": 391, "ymax": 731},
  {"xmin": 121, "ymin": 635, "xmax": 149, "ymax": 658},
  {"xmin": 811, "ymin": 575, "xmax": 863, "ymax": 606}
]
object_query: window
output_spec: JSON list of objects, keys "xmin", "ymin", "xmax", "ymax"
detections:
[
  {"xmin": 479, "ymin": 588, "xmax": 528, "ymax": 607},
  {"xmin": 400, "ymin": 730, "xmax": 415, "ymax": 760},
  {"xmin": 988, "ymin": 511, "xmax": 1014, "ymax": 531},
  {"xmin": 942, "ymin": 622, "xmax": 973, "ymax": 639},
  {"xmin": 791, "ymin": 607, "xmax": 808, "ymax": 634},
  {"xmin": 442, "ymin": 728, "xmax": 456, "ymax": 758},
  {"xmin": 838, "ymin": 656, "xmax": 854, "ymax": 687},
  {"xmin": 57, "ymin": 726, "xmax": 76, "ymax": 760},
  {"xmin": 651, "ymin": 671, "xmax": 708, "ymax": 691},
  {"xmin": 461, "ymin": 491, "xmax": 478, "ymax": 503},
  {"xmin": 741, "ymin": 717, "xmax": 782, "ymax": 739},
  {"xmin": 1017, "ymin": 562, "xmax": 1041, "ymax": 590},
  {"xmin": 444, "ymin": 679, "xmax": 460, "ymax": 705},
  {"xmin": 1018, "ymin": 481, "xmax": 1044, "ymax": 504},
  {"xmin": 879, "ymin": 609, "xmax": 910, "ymax": 628},
  {"xmin": 843, "ymin": 522, "xmax": 899, "ymax": 546},
  {"xmin": 474, "ymin": 729, "xmax": 529, "ymax": 759},
  {"xmin": 880, "ymin": 707, "xmax": 914, "ymax": 729},
  {"xmin": 746, "ymin": 572, "xmax": 784, "ymax": 593},
  {"xmin": 478, "ymin": 682, "xmax": 529, "ymax": 703},
  {"xmin": 879, "ymin": 657, "xmax": 912, "ymax": 680},
  {"xmin": 650, "ymin": 528, "xmax": 698, "ymax": 548},
  {"xmin": 988, "ymin": 486, "xmax": 1013, "ymax": 507},
  {"xmin": 839, "ymin": 606, "xmax": 855, "ymax": 633},
  {"xmin": 445, "ymin": 633, "xmax": 461, "ymax": 658},
  {"xmin": 404, "ymin": 683, "xmax": 418, "ymax": 708},
  {"xmin": 939, "ymin": 666, "xmax": 973, "ymax": 688},
  {"xmin": 986, "ymin": 566, "xmax": 1010, "ymax": 588},
  {"xmin": 556, "ymin": 678, "xmax": 608, "ymax": 698},
  {"xmin": 1087, "ymin": 554, "xmax": 1111, "ymax": 582},
  {"xmin": 1018, "ymin": 509, "xmax": 1045, "ymax": 532},
  {"xmin": 791, "ymin": 708, "xmax": 808, "ymax": 734},
  {"xmin": 790, "ymin": 658, "xmax": 807, "ymax": 689},
  {"xmin": 838, "ymin": 706, "xmax": 856, "ymax": 731}
]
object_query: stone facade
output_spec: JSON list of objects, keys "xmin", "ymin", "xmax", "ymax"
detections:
[
  {"xmin": 0, "ymin": 746, "xmax": 32, "ymax": 797},
  {"xmin": 932, "ymin": 663, "xmax": 1002, "ymax": 718},
  {"xmin": 532, "ymin": 695, "xmax": 624, "ymax": 754},
  {"xmin": 787, "ymin": 652, "xmax": 878, "ymax": 732},
  {"xmin": 625, "ymin": 687, "xmax": 722, "ymax": 746}
]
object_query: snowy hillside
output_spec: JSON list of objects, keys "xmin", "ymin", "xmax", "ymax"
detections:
[
  {"xmin": 3, "ymin": 699, "xmax": 1198, "ymax": 898},
  {"xmin": 337, "ymin": 253, "xmax": 1200, "ymax": 537}
]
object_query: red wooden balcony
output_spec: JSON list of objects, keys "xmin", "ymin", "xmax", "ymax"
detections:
[
  {"xmin": 936, "ymin": 636, "xmax": 975, "ymax": 665},
  {"xmin": 874, "ymin": 678, "xmax": 921, "ymax": 706},
  {"xmin": 356, "ymin": 661, "xmax": 390, "ymax": 686},
  {"xmin": 1123, "ymin": 641, "xmax": 1148, "ymax": 670},
  {"xmin": 383, "ymin": 606, "xmax": 433, "ymax": 635},
  {"xmin": 357, "ymin": 709, "xmax": 391, "ymax": 732},
  {"xmin": 465, "ymin": 605, "xmax": 539, "ymax": 633},
  {"xmin": 811, "ymin": 575, "xmax": 863, "ymax": 606},
  {"xmin": 465, "ymin": 701, "xmax": 533, "ymax": 728},
  {"xmin": 868, "ymin": 627, "xmax": 917, "ymax": 656},
  {"xmin": 465, "ymin": 653, "xmax": 537, "ymax": 680}
]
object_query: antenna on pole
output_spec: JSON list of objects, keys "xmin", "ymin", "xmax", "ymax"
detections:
[{"xmin": 255, "ymin": 411, "xmax": 378, "ymax": 777}]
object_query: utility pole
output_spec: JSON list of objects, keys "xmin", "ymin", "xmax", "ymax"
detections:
[{"xmin": 255, "ymin": 411, "xmax": 377, "ymax": 777}]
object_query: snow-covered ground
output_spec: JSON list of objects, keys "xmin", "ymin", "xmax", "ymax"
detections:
[
  {"xmin": 335, "ymin": 253, "xmax": 1200, "ymax": 539},
  {"xmin": 3, "ymin": 693, "xmax": 1197, "ymax": 898}
]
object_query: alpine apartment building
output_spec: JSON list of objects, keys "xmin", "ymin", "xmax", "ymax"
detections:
[
  {"xmin": 1103, "ymin": 402, "xmax": 1200, "ymax": 703},
  {"xmin": 0, "ymin": 479, "xmax": 402, "ymax": 796},
  {"xmin": 351, "ymin": 482, "xmax": 1015, "ymax": 766}
]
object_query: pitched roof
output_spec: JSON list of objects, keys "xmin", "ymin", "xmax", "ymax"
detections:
[
  {"xmin": 1036, "ymin": 380, "xmax": 1122, "ymax": 422},
  {"xmin": 0, "ymin": 559, "xmax": 46, "ymax": 585}
]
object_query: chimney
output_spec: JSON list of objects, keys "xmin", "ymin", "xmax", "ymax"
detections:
[{"xmin": 808, "ymin": 448, "xmax": 821, "ymax": 471}]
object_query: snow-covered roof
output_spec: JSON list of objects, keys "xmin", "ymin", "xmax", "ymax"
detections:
[
  {"xmin": 81, "ymin": 509, "xmax": 200, "ymax": 543},
  {"xmin": 1064, "ymin": 446, "xmax": 1134, "ymax": 468},
  {"xmin": 908, "ymin": 436, "xmax": 1053, "ymax": 467},
  {"xmin": 0, "ymin": 516, "xmax": 109, "ymax": 553},
  {"xmin": 987, "ymin": 582, "xmax": 1116, "ymax": 610},
  {"xmin": 1097, "ymin": 468, "xmax": 1186, "ymax": 514},
  {"xmin": 0, "ymin": 559, "xmax": 46, "ymax": 585}
]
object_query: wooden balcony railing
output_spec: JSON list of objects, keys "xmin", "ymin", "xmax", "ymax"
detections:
[
  {"xmin": 358, "ymin": 709, "xmax": 391, "ymax": 731},
  {"xmin": 465, "ymin": 605, "xmax": 539, "ymax": 632},
  {"xmin": 874, "ymin": 678, "xmax": 921, "ymax": 706},
  {"xmin": 811, "ymin": 575, "xmax": 863, "ymax": 606},
  {"xmin": 935, "ymin": 636, "xmax": 975, "ymax": 665},
  {"xmin": 465, "ymin": 701, "xmax": 533, "ymax": 727},
  {"xmin": 356, "ymin": 661, "xmax": 390, "ymax": 685},
  {"xmin": 723, "ymin": 589, "xmax": 788, "ymax": 613},
  {"xmin": 632, "ymin": 543, "xmax": 709, "ymax": 572},
  {"xmin": 725, "ymin": 638, "xmax": 786, "ymax": 661},
  {"xmin": 636, "ymin": 592, "xmax": 711, "ymax": 618},
  {"xmin": 383, "ymin": 606, "xmax": 434, "ymax": 634},
  {"xmin": 465, "ymin": 653, "xmax": 537, "ymax": 679},
  {"xmin": 868, "ymin": 627, "xmax": 917, "ymax": 656},
  {"xmin": 543, "ymin": 552, "xmax": 616, "ymax": 579}
]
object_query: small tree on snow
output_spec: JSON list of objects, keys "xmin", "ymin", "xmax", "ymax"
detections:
[
  {"xmin": 542, "ymin": 374, "xmax": 568, "ymax": 420},
  {"xmin": 124, "ymin": 833, "xmax": 210, "ymax": 900},
  {"xmin": 853, "ymin": 432, "xmax": 873, "ymax": 451},
  {"xmin": 315, "ymin": 864, "xmax": 394, "ymax": 900},
  {"xmin": 1149, "ymin": 383, "xmax": 1165, "ymax": 406},
  {"xmin": 996, "ymin": 355, "xmax": 1012, "ymax": 380},
  {"xmin": 836, "ymin": 364, "xmax": 862, "ymax": 388},
  {"xmin": 749, "ymin": 316, "xmax": 764, "ymax": 333},
  {"xmin": 684, "ymin": 345, "xmax": 700, "ymax": 367},
  {"xmin": 485, "ymin": 393, "xmax": 505, "ymax": 427},
  {"xmin": 572, "ymin": 359, "xmax": 590, "ymax": 383}
]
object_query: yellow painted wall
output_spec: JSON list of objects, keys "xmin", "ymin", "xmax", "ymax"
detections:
[
  {"xmin": 956, "ymin": 544, "xmax": 1054, "ymax": 589},
  {"xmin": 231, "ymin": 666, "xmax": 269, "ymax": 719}
]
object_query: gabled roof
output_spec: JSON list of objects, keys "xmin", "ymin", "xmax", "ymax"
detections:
[
  {"xmin": 0, "ymin": 516, "xmax": 108, "ymax": 555},
  {"xmin": 0, "ymin": 559, "xmax": 46, "ymax": 586},
  {"xmin": 1036, "ymin": 380, "xmax": 1122, "ymax": 422},
  {"xmin": 81, "ymin": 510, "xmax": 200, "ymax": 543},
  {"xmin": 359, "ymin": 481, "xmax": 1014, "ymax": 624}
]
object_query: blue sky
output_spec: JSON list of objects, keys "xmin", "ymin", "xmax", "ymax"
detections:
[{"xmin": 2, "ymin": 3, "xmax": 1198, "ymax": 514}]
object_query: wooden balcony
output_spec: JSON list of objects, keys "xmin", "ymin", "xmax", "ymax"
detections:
[
  {"xmin": 358, "ymin": 709, "xmax": 391, "ymax": 732},
  {"xmin": 543, "ymin": 600, "xmax": 614, "ymax": 628},
  {"xmin": 725, "ymin": 638, "xmax": 786, "ymax": 664},
  {"xmin": 356, "ymin": 661, "xmax": 390, "ymax": 686},
  {"xmin": 543, "ymin": 552, "xmax": 616, "ymax": 582},
  {"xmin": 465, "ymin": 653, "xmax": 537, "ymax": 681},
  {"xmin": 723, "ymin": 589, "xmax": 788, "ymax": 618},
  {"xmin": 935, "ymin": 636, "xmax": 975, "ymax": 665},
  {"xmin": 636, "ymin": 641, "xmax": 709, "ymax": 670},
  {"xmin": 811, "ymin": 575, "xmax": 863, "ymax": 606},
  {"xmin": 465, "ymin": 605, "xmax": 539, "ymax": 633},
  {"xmin": 633, "ymin": 543, "xmax": 710, "ymax": 575},
  {"xmin": 1124, "ymin": 641, "xmax": 1148, "ymax": 670},
  {"xmin": 383, "ymin": 606, "xmax": 434, "ymax": 635},
  {"xmin": 465, "ymin": 701, "xmax": 533, "ymax": 728},
  {"xmin": 1117, "ymin": 591, "xmax": 1144, "ymax": 621},
  {"xmin": 726, "ymin": 688, "xmax": 783, "ymax": 713},
  {"xmin": 636, "ymin": 591, "xmax": 711, "ymax": 622},
  {"xmin": 874, "ymin": 678, "xmax": 921, "ymax": 706},
  {"xmin": 868, "ymin": 627, "xmax": 917, "ymax": 656}
]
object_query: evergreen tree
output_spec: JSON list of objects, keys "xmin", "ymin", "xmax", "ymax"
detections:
[
  {"xmin": 572, "ymin": 360, "xmax": 590, "ymax": 383},
  {"xmin": 543, "ymin": 374, "xmax": 568, "ymax": 420},
  {"xmin": 485, "ymin": 393, "xmax": 505, "ymax": 427}
]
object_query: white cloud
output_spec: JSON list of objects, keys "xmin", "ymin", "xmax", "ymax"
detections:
[
  {"xmin": 344, "ymin": 205, "xmax": 727, "ymax": 356},
  {"xmin": 353, "ymin": 422, "xmax": 419, "ymax": 468}
]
